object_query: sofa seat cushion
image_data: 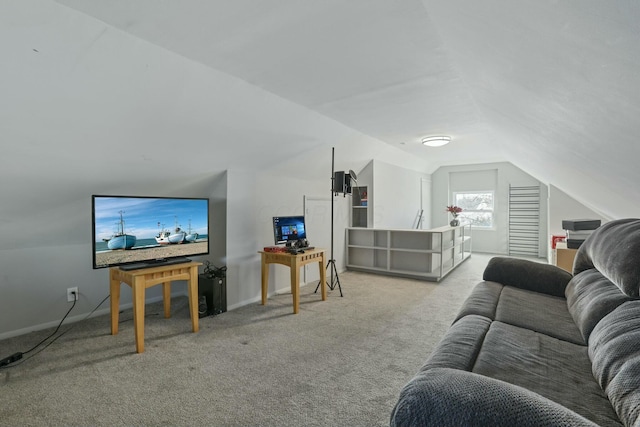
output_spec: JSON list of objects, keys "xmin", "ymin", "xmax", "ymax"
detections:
[
  {"xmin": 456, "ymin": 281, "xmax": 585, "ymax": 345},
  {"xmin": 454, "ymin": 281, "xmax": 503, "ymax": 321},
  {"xmin": 473, "ymin": 321, "xmax": 622, "ymax": 426},
  {"xmin": 421, "ymin": 314, "xmax": 492, "ymax": 372},
  {"xmin": 496, "ymin": 287, "xmax": 585, "ymax": 345}
]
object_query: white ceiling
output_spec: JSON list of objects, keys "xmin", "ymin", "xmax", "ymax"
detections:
[
  {"xmin": 55, "ymin": 0, "xmax": 489, "ymax": 165},
  {"xmin": 24, "ymin": 1, "xmax": 640, "ymax": 217}
]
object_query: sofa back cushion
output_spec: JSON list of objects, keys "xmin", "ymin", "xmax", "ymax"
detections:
[
  {"xmin": 566, "ymin": 269, "xmax": 634, "ymax": 342},
  {"xmin": 574, "ymin": 218, "xmax": 640, "ymax": 298},
  {"xmin": 589, "ymin": 301, "xmax": 640, "ymax": 427}
]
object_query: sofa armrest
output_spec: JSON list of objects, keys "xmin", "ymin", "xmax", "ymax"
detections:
[
  {"xmin": 483, "ymin": 256, "xmax": 572, "ymax": 297},
  {"xmin": 390, "ymin": 368, "xmax": 598, "ymax": 427}
]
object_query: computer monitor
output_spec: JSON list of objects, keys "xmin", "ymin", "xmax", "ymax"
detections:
[{"xmin": 272, "ymin": 215, "xmax": 307, "ymax": 245}]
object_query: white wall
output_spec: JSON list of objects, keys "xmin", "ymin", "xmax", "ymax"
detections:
[
  {"xmin": 420, "ymin": 177, "xmax": 432, "ymax": 229},
  {"xmin": 223, "ymin": 160, "xmax": 357, "ymax": 311},
  {"xmin": 0, "ymin": 2, "xmax": 430, "ymax": 339},
  {"xmin": 432, "ymin": 162, "xmax": 548, "ymax": 256},
  {"xmin": 354, "ymin": 160, "xmax": 429, "ymax": 229},
  {"xmin": 0, "ymin": 175, "xmax": 222, "ymax": 340},
  {"xmin": 224, "ymin": 169, "xmax": 262, "ymax": 309},
  {"xmin": 208, "ymin": 172, "xmax": 228, "ymax": 267},
  {"xmin": 546, "ymin": 184, "xmax": 610, "ymax": 262},
  {"xmin": 547, "ymin": 184, "xmax": 610, "ymax": 237},
  {"xmin": 372, "ymin": 160, "xmax": 428, "ymax": 229},
  {"xmin": 225, "ymin": 169, "xmax": 328, "ymax": 307}
]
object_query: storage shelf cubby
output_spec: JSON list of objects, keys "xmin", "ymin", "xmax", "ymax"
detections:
[
  {"xmin": 346, "ymin": 225, "xmax": 471, "ymax": 281},
  {"xmin": 351, "ymin": 186, "xmax": 369, "ymax": 228}
]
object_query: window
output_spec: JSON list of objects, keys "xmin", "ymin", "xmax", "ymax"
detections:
[{"xmin": 453, "ymin": 191, "xmax": 494, "ymax": 228}]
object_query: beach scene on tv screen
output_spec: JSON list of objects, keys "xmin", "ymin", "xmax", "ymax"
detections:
[{"xmin": 94, "ymin": 197, "xmax": 208, "ymax": 267}]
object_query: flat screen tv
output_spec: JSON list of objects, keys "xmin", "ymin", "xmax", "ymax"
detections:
[
  {"xmin": 272, "ymin": 215, "xmax": 307, "ymax": 245},
  {"xmin": 92, "ymin": 195, "xmax": 209, "ymax": 269}
]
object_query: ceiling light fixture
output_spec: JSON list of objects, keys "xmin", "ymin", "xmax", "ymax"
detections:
[{"xmin": 421, "ymin": 136, "xmax": 451, "ymax": 147}]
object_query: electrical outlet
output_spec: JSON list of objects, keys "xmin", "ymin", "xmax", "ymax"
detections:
[{"xmin": 67, "ymin": 287, "xmax": 78, "ymax": 302}]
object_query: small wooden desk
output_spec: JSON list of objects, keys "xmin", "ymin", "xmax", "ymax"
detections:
[
  {"xmin": 110, "ymin": 261, "xmax": 202, "ymax": 353},
  {"xmin": 259, "ymin": 249, "xmax": 327, "ymax": 314}
]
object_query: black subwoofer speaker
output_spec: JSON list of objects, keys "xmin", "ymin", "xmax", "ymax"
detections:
[{"xmin": 198, "ymin": 274, "xmax": 227, "ymax": 317}]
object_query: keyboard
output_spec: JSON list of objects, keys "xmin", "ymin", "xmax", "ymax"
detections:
[{"xmin": 288, "ymin": 246, "xmax": 315, "ymax": 254}]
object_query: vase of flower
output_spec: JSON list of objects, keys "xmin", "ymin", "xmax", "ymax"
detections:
[{"xmin": 446, "ymin": 205, "xmax": 463, "ymax": 227}]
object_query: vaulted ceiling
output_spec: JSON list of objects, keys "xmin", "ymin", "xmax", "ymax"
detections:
[{"xmin": 9, "ymin": 1, "xmax": 640, "ymax": 219}]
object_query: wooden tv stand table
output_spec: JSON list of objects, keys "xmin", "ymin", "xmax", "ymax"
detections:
[
  {"xmin": 259, "ymin": 248, "xmax": 327, "ymax": 314},
  {"xmin": 110, "ymin": 261, "xmax": 202, "ymax": 353}
]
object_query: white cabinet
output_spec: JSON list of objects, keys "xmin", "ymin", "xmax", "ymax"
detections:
[
  {"xmin": 346, "ymin": 225, "xmax": 471, "ymax": 281},
  {"xmin": 351, "ymin": 186, "xmax": 369, "ymax": 227}
]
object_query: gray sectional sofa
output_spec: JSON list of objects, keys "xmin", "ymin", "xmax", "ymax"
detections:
[{"xmin": 390, "ymin": 218, "xmax": 640, "ymax": 426}]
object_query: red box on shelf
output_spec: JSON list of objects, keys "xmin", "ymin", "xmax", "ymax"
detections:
[{"xmin": 551, "ymin": 235, "xmax": 566, "ymax": 249}]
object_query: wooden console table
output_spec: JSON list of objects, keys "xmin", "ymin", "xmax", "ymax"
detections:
[
  {"xmin": 110, "ymin": 261, "xmax": 202, "ymax": 353},
  {"xmin": 259, "ymin": 248, "xmax": 327, "ymax": 314}
]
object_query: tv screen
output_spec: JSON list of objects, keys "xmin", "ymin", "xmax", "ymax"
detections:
[
  {"xmin": 272, "ymin": 215, "xmax": 307, "ymax": 245},
  {"xmin": 92, "ymin": 195, "xmax": 209, "ymax": 269}
]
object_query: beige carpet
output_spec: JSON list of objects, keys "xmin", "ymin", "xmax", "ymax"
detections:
[{"xmin": 0, "ymin": 254, "xmax": 494, "ymax": 426}]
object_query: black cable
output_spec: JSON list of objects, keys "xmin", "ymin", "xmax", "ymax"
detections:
[
  {"xmin": 0, "ymin": 297, "xmax": 77, "ymax": 369},
  {"xmin": 203, "ymin": 260, "xmax": 227, "ymax": 279},
  {"xmin": 23, "ymin": 296, "xmax": 77, "ymax": 355},
  {"xmin": 0, "ymin": 293, "xmax": 110, "ymax": 369}
]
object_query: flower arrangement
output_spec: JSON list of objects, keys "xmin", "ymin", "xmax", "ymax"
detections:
[
  {"xmin": 446, "ymin": 205, "xmax": 463, "ymax": 218},
  {"xmin": 446, "ymin": 205, "xmax": 463, "ymax": 226}
]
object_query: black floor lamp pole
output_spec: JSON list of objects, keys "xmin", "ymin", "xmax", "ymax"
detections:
[{"xmin": 315, "ymin": 147, "xmax": 343, "ymax": 297}]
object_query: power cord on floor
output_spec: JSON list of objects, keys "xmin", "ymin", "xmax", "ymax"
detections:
[
  {"xmin": 0, "ymin": 292, "xmax": 110, "ymax": 369},
  {"xmin": 203, "ymin": 260, "xmax": 227, "ymax": 279}
]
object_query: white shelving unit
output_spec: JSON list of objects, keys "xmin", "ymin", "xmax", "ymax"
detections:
[
  {"xmin": 346, "ymin": 224, "xmax": 471, "ymax": 281},
  {"xmin": 351, "ymin": 186, "xmax": 368, "ymax": 227}
]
